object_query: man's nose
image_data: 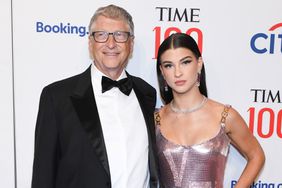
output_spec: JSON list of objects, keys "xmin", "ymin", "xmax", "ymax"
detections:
[{"xmin": 106, "ymin": 34, "xmax": 117, "ymax": 48}]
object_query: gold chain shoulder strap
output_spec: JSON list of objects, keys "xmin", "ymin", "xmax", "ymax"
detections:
[
  {"xmin": 220, "ymin": 105, "xmax": 232, "ymax": 126},
  {"xmin": 154, "ymin": 110, "xmax": 161, "ymax": 126}
]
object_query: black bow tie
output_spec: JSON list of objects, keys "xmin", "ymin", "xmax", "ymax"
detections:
[{"xmin": 101, "ymin": 76, "xmax": 133, "ymax": 96}]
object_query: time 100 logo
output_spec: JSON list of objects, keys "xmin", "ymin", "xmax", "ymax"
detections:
[
  {"xmin": 153, "ymin": 26, "xmax": 203, "ymax": 59},
  {"xmin": 248, "ymin": 89, "xmax": 282, "ymax": 138}
]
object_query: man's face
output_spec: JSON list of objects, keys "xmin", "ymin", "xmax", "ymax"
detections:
[{"xmin": 88, "ymin": 15, "xmax": 134, "ymax": 79}]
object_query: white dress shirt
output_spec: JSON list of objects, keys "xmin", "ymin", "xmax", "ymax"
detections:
[{"xmin": 91, "ymin": 64, "xmax": 150, "ymax": 188}]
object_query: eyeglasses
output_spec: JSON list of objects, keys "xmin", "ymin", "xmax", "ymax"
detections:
[{"xmin": 91, "ymin": 31, "xmax": 133, "ymax": 43}]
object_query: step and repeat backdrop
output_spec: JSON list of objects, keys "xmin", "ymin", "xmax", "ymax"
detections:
[{"xmin": 1, "ymin": 0, "xmax": 281, "ymax": 187}]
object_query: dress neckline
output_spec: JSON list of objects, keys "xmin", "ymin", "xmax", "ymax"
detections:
[
  {"xmin": 157, "ymin": 124, "xmax": 225, "ymax": 148},
  {"xmin": 155, "ymin": 104, "xmax": 231, "ymax": 148}
]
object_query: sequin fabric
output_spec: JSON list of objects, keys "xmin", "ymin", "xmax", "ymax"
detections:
[{"xmin": 155, "ymin": 108, "xmax": 231, "ymax": 188}]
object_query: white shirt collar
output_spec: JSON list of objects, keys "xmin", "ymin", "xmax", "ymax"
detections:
[{"xmin": 91, "ymin": 64, "xmax": 127, "ymax": 94}]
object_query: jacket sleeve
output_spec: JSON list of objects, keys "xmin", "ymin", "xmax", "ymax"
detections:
[{"xmin": 32, "ymin": 86, "xmax": 60, "ymax": 188}]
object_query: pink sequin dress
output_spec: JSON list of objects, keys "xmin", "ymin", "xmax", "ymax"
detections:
[{"xmin": 155, "ymin": 106, "xmax": 231, "ymax": 188}]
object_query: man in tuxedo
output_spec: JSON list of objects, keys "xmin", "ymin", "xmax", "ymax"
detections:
[{"xmin": 32, "ymin": 4, "xmax": 159, "ymax": 188}]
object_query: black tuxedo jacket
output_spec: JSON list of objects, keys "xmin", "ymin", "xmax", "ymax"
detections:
[{"xmin": 32, "ymin": 66, "xmax": 159, "ymax": 188}]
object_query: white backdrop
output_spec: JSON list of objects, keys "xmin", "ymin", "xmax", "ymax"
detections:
[
  {"xmin": 0, "ymin": 0, "xmax": 15, "ymax": 187},
  {"xmin": 2, "ymin": 0, "xmax": 282, "ymax": 187}
]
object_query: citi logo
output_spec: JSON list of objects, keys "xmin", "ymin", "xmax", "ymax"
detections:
[
  {"xmin": 250, "ymin": 23, "xmax": 282, "ymax": 54},
  {"xmin": 36, "ymin": 21, "xmax": 88, "ymax": 37}
]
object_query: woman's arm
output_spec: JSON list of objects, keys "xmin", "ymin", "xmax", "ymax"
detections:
[{"xmin": 225, "ymin": 107, "xmax": 265, "ymax": 188}]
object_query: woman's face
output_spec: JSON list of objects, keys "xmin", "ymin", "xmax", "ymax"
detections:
[{"xmin": 160, "ymin": 47, "xmax": 202, "ymax": 95}]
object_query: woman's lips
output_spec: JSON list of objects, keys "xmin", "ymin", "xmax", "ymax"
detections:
[{"xmin": 175, "ymin": 80, "xmax": 186, "ymax": 86}]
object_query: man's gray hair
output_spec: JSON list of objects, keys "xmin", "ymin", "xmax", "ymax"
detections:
[{"xmin": 88, "ymin": 4, "xmax": 134, "ymax": 35}]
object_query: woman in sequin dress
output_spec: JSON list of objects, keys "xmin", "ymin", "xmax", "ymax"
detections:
[{"xmin": 155, "ymin": 33, "xmax": 265, "ymax": 188}]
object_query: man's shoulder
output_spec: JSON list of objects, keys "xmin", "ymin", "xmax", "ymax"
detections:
[
  {"xmin": 131, "ymin": 75, "xmax": 155, "ymax": 92},
  {"xmin": 43, "ymin": 67, "xmax": 90, "ymax": 94}
]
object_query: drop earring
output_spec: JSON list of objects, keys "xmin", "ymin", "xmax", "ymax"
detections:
[{"xmin": 164, "ymin": 81, "xmax": 169, "ymax": 91}]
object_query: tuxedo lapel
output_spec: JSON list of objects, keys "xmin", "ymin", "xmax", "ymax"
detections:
[{"xmin": 70, "ymin": 66, "xmax": 110, "ymax": 177}]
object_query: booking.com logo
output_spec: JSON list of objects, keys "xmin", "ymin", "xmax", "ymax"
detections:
[
  {"xmin": 36, "ymin": 21, "xmax": 88, "ymax": 37},
  {"xmin": 231, "ymin": 180, "xmax": 282, "ymax": 188},
  {"xmin": 250, "ymin": 23, "xmax": 282, "ymax": 54}
]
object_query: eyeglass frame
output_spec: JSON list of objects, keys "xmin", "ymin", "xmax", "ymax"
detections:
[{"xmin": 91, "ymin": 31, "xmax": 134, "ymax": 43}]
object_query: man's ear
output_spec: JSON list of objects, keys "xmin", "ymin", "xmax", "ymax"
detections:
[
  {"xmin": 88, "ymin": 36, "xmax": 94, "ymax": 60},
  {"xmin": 129, "ymin": 38, "xmax": 134, "ymax": 58}
]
